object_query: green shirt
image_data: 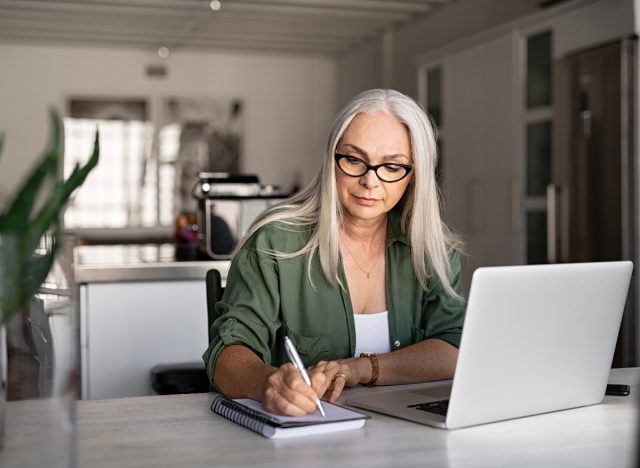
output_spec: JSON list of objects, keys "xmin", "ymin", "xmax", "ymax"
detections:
[{"xmin": 202, "ymin": 211, "xmax": 467, "ymax": 388}]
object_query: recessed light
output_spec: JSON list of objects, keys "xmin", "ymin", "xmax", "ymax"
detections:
[
  {"xmin": 210, "ymin": 1, "xmax": 221, "ymax": 11},
  {"xmin": 158, "ymin": 46, "xmax": 170, "ymax": 58}
]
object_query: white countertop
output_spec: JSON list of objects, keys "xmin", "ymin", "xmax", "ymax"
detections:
[{"xmin": 74, "ymin": 244, "xmax": 230, "ymax": 283}]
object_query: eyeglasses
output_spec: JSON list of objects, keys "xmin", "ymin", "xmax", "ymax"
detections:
[{"xmin": 334, "ymin": 153, "xmax": 413, "ymax": 183}]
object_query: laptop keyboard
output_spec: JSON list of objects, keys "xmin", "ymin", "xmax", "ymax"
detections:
[{"xmin": 407, "ymin": 399, "xmax": 449, "ymax": 416}]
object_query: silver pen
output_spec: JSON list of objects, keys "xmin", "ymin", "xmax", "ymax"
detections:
[{"xmin": 284, "ymin": 335, "xmax": 327, "ymax": 417}]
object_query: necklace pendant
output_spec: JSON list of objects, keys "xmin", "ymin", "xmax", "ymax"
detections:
[{"xmin": 366, "ymin": 272, "xmax": 372, "ymax": 279}]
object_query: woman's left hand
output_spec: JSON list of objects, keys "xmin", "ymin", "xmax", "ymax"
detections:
[{"xmin": 310, "ymin": 358, "xmax": 364, "ymax": 403}]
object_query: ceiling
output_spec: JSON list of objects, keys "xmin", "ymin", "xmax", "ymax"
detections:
[{"xmin": 0, "ymin": 0, "xmax": 455, "ymax": 56}]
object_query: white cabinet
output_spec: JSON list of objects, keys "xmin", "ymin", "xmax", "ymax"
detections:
[
  {"xmin": 80, "ymin": 280, "xmax": 209, "ymax": 400},
  {"xmin": 422, "ymin": 32, "xmax": 521, "ymax": 291},
  {"xmin": 417, "ymin": 0, "xmax": 638, "ymax": 294}
]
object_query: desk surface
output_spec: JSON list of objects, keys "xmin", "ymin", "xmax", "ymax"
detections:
[{"xmin": 2, "ymin": 368, "xmax": 639, "ymax": 467}]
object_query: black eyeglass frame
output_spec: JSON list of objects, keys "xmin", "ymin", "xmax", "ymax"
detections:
[{"xmin": 334, "ymin": 153, "xmax": 413, "ymax": 183}]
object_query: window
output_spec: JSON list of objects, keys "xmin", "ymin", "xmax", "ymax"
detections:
[
  {"xmin": 63, "ymin": 96, "xmax": 243, "ymax": 236},
  {"xmin": 526, "ymin": 31, "xmax": 552, "ymax": 109},
  {"xmin": 526, "ymin": 121, "xmax": 552, "ymax": 197},
  {"xmin": 63, "ymin": 98, "xmax": 161, "ymax": 229},
  {"xmin": 523, "ymin": 30, "xmax": 553, "ymax": 264},
  {"xmin": 426, "ymin": 67, "xmax": 443, "ymax": 127},
  {"xmin": 423, "ymin": 65, "xmax": 444, "ymax": 189},
  {"xmin": 64, "ymin": 116, "xmax": 157, "ymax": 228}
]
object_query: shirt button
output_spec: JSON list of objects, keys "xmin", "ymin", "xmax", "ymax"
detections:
[{"xmin": 394, "ymin": 340, "xmax": 401, "ymax": 348}]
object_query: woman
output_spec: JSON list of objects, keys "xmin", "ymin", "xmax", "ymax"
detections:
[{"xmin": 203, "ymin": 89, "xmax": 466, "ymax": 416}]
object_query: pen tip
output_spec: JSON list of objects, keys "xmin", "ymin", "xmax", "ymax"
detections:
[{"xmin": 317, "ymin": 401, "xmax": 327, "ymax": 418}]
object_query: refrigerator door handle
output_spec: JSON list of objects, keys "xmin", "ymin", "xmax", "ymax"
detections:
[{"xmin": 580, "ymin": 109, "xmax": 592, "ymax": 138}]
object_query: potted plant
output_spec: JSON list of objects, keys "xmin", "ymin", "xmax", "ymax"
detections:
[{"xmin": 0, "ymin": 110, "xmax": 99, "ymax": 455}]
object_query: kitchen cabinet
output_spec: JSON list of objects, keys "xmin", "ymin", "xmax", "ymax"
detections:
[
  {"xmin": 75, "ymin": 244, "xmax": 229, "ymax": 399},
  {"xmin": 80, "ymin": 280, "xmax": 209, "ymax": 400},
  {"xmin": 419, "ymin": 32, "xmax": 520, "ymax": 291},
  {"xmin": 416, "ymin": 0, "xmax": 639, "ymax": 365}
]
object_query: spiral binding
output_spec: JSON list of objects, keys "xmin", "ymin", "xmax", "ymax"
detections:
[{"xmin": 211, "ymin": 396, "xmax": 280, "ymax": 436}]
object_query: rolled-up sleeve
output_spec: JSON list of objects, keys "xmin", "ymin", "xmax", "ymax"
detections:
[
  {"xmin": 202, "ymin": 240, "xmax": 281, "ymax": 390},
  {"xmin": 422, "ymin": 250, "xmax": 467, "ymax": 348}
]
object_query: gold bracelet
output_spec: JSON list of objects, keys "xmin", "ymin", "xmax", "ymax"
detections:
[{"xmin": 360, "ymin": 352, "xmax": 379, "ymax": 386}]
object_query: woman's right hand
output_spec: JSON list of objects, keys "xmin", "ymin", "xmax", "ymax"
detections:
[
  {"xmin": 214, "ymin": 345, "xmax": 330, "ymax": 416},
  {"xmin": 259, "ymin": 363, "xmax": 329, "ymax": 416}
]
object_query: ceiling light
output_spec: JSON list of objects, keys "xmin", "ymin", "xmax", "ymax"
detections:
[
  {"xmin": 209, "ymin": 1, "xmax": 221, "ymax": 11},
  {"xmin": 158, "ymin": 46, "xmax": 170, "ymax": 58}
]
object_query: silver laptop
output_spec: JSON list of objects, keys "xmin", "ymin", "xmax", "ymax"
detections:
[{"xmin": 347, "ymin": 261, "xmax": 633, "ymax": 429}]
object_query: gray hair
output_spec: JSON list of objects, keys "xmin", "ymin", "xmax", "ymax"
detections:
[{"xmin": 237, "ymin": 88, "xmax": 461, "ymax": 297}]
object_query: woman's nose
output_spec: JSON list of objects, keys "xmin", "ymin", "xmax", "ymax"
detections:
[{"xmin": 359, "ymin": 168, "xmax": 380, "ymax": 188}]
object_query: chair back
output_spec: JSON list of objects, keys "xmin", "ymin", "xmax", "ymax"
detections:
[{"xmin": 205, "ymin": 269, "xmax": 224, "ymax": 343}]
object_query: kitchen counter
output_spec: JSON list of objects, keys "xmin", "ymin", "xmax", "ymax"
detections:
[
  {"xmin": 74, "ymin": 244, "xmax": 229, "ymax": 399},
  {"xmin": 74, "ymin": 244, "xmax": 230, "ymax": 283}
]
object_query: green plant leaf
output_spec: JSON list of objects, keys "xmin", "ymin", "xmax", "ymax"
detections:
[
  {"xmin": 61, "ymin": 129, "xmax": 99, "ymax": 200},
  {"xmin": 1, "ymin": 243, "xmax": 58, "ymax": 326},
  {"xmin": 0, "ymin": 110, "xmax": 61, "ymax": 232},
  {"xmin": 0, "ymin": 110, "xmax": 99, "ymax": 326},
  {"xmin": 24, "ymin": 181, "xmax": 65, "ymax": 257},
  {"xmin": 24, "ymin": 128, "xmax": 98, "ymax": 260}
]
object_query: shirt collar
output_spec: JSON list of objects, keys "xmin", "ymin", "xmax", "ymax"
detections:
[{"xmin": 387, "ymin": 207, "xmax": 409, "ymax": 247}]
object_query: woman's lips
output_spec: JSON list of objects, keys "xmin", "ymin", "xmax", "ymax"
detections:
[{"xmin": 354, "ymin": 195, "xmax": 378, "ymax": 206}]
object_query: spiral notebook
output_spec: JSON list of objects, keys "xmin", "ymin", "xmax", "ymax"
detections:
[{"xmin": 210, "ymin": 394, "xmax": 369, "ymax": 439}]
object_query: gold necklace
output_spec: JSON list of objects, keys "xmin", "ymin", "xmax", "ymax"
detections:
[{"xmin": 341, "ymin": 241, "xmax": 382, "ymax": 279}]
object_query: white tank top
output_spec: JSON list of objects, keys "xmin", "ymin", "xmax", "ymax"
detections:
[{"xmin": 353, "ymin": 311, "xmax": 391, "ymax": 357}]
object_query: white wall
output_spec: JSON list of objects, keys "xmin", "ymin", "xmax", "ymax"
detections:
[
  {"xmin": 336, "ymin": 36, "xmax": 384, "ymax": 106},
  {"xmin": 0, "ymin": 44, "xmax": 337, "ymax": 202}
]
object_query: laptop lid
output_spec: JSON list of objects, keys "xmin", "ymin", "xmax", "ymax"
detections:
[{"xmin": 347, "ymin": 261, "xmax": 633, "ymax": 430}]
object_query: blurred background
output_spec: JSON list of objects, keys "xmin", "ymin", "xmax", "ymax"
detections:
[{"xmin": 0, "ymin": 0, "xmax": 637, "ymax": 399}]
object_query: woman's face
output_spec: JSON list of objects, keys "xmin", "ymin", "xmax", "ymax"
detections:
[{"xmin": 335, "ymin": 111, "xmax": 413, "ymax": 226}]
